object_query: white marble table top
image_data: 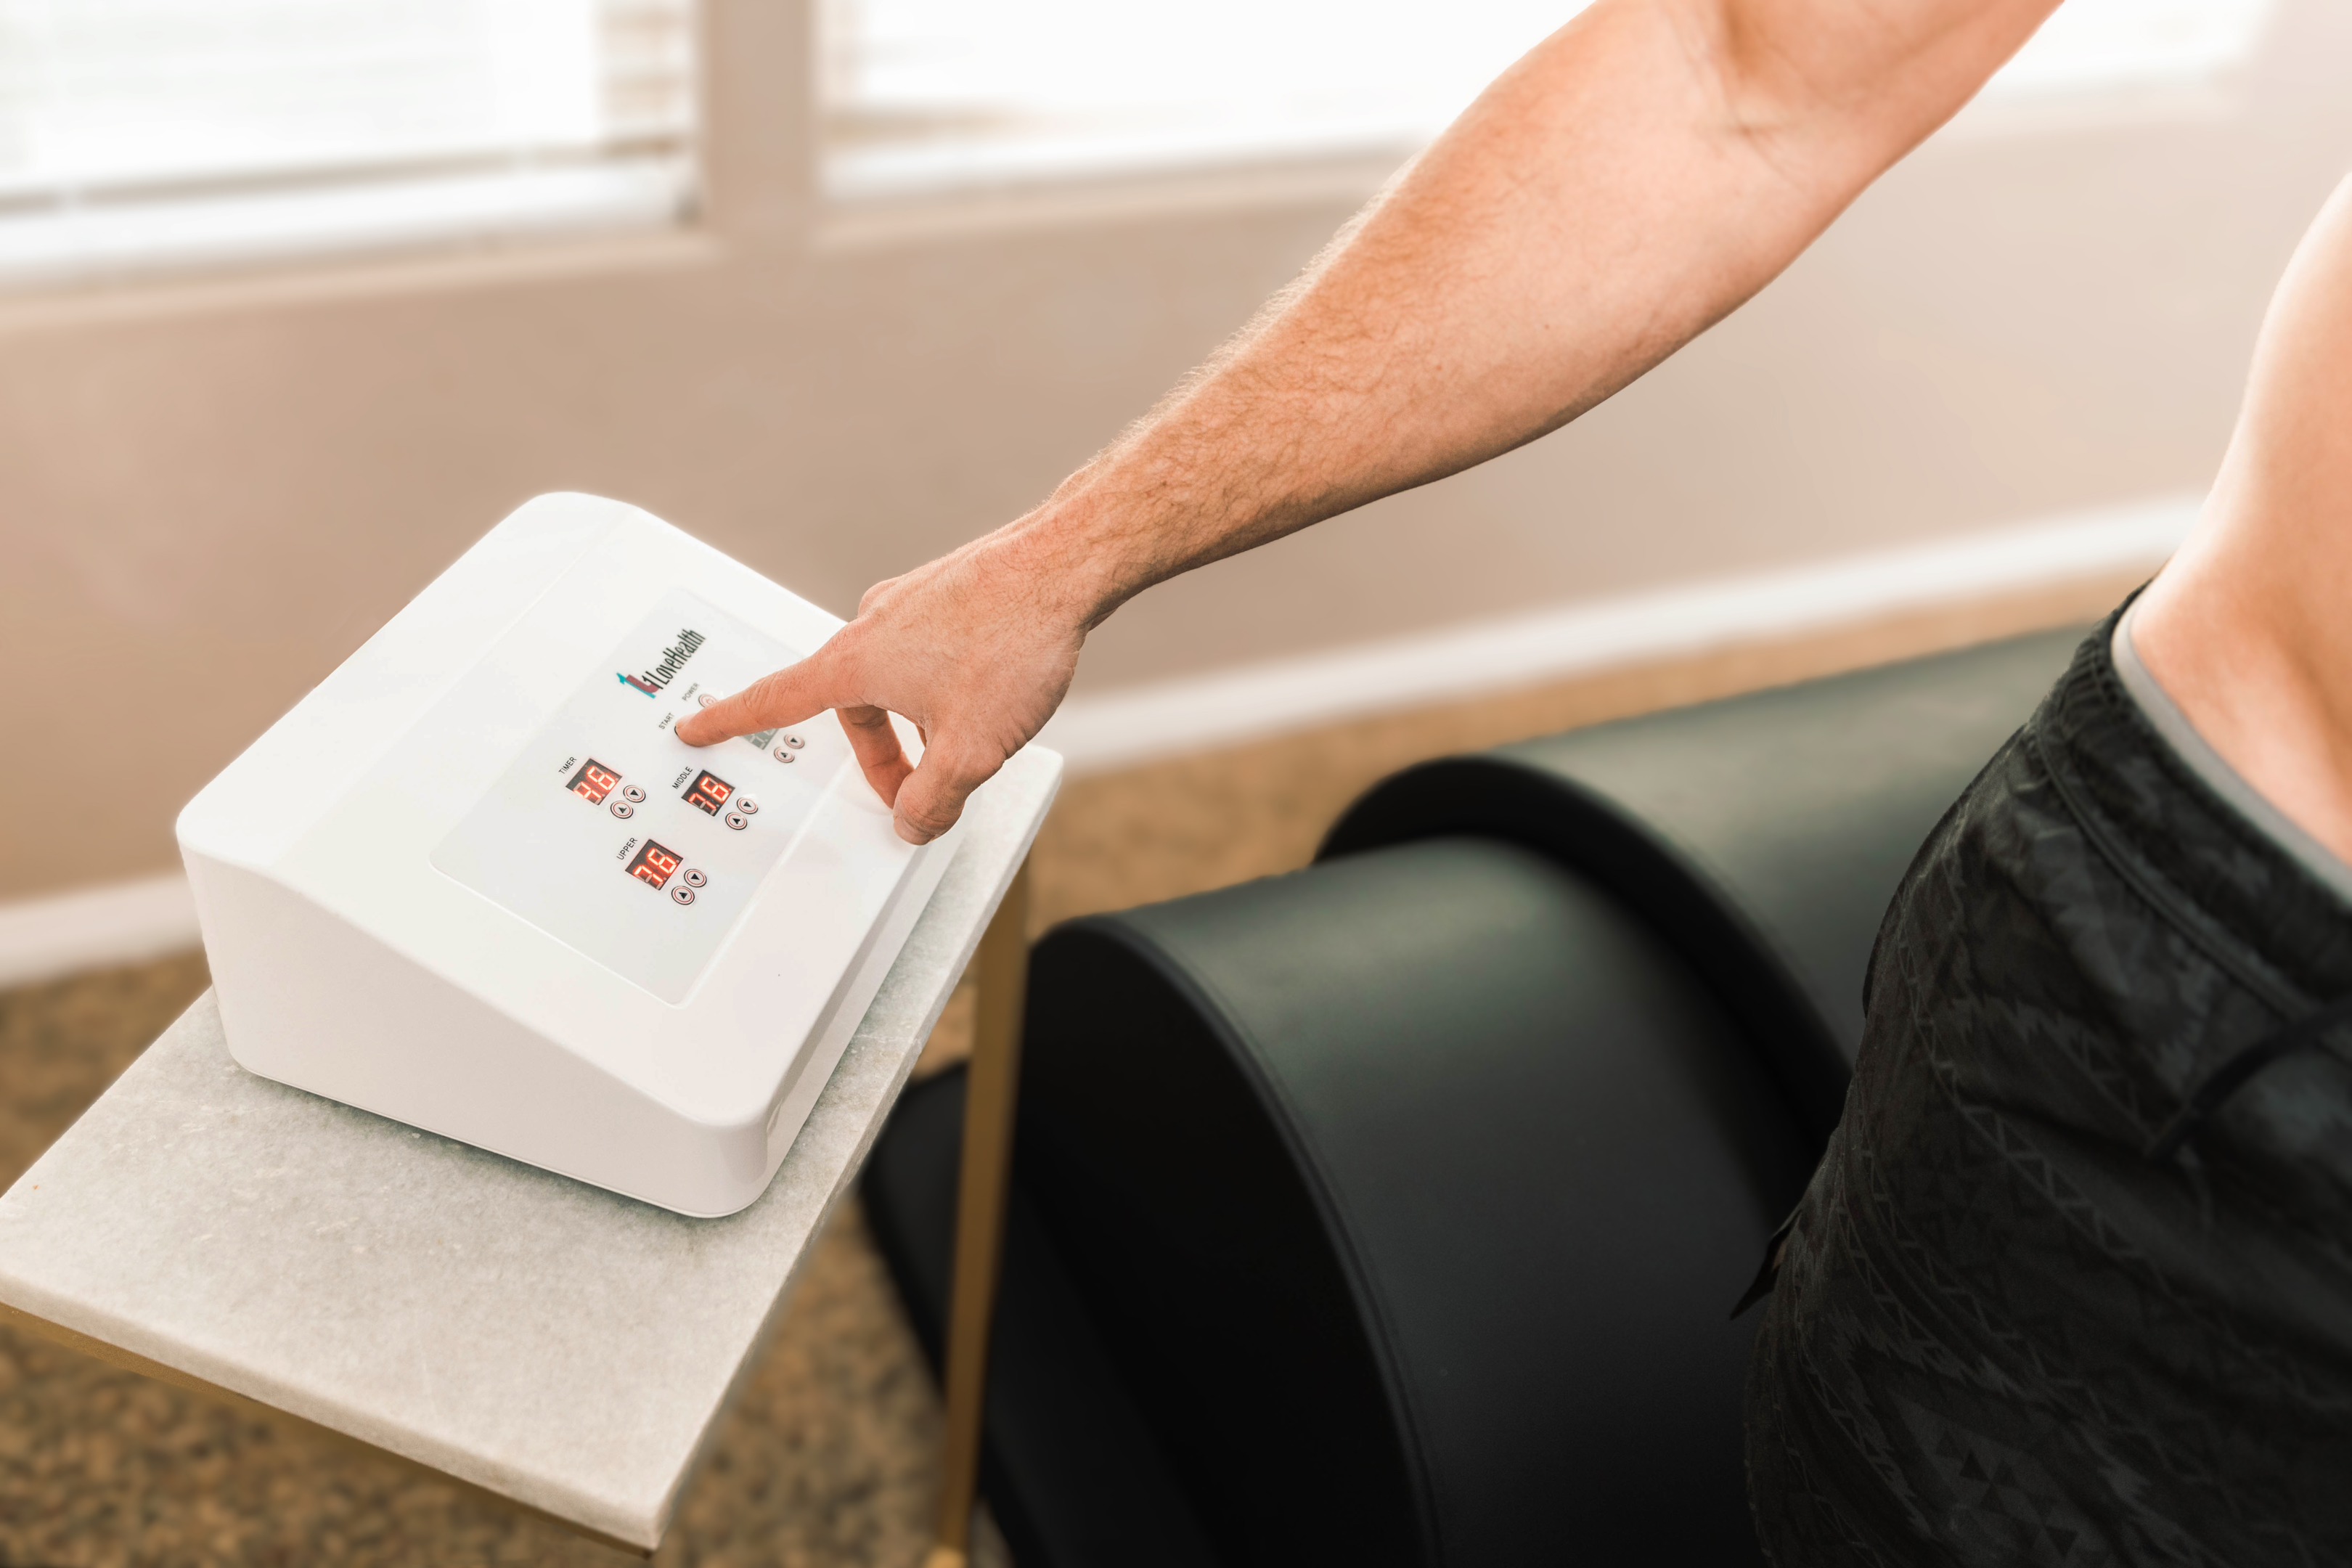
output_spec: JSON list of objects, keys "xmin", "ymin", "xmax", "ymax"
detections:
[{"xmin": 0, "ymin": 746, "xmax": 1061, "ymax": 1554}]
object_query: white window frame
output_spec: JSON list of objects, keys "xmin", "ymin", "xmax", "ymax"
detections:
[
  {"xmin": 0, "ymin": 0, "xmax": 701, "ymax": 292},
  {"xmin": 0, "ymin": 0, "xmax": 2290, "ymax": 298}
]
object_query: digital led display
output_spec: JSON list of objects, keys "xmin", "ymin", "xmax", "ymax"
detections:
[
  {"xmin": 626, "ymin": 839, "xmax": 684, "ymax": 891},
  {"xmin": 568, "ymin": 758, "xmax": 622, "ymax": 805},
  {"xmin": 682, "ymin": 769, "xmax": 735, "ymax": 816}
]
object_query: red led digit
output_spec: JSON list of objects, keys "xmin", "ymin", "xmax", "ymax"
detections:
[
  {"xmin": 625, "ymin": 839, "xmax": 682, "ymax": 890},
  {"xmin": 682, "ymin": 769, "xmax": 737, "ymax": 816},
  {"xmin": 567, "ymin": 757, "xmax": 621, "ymax": 805}
]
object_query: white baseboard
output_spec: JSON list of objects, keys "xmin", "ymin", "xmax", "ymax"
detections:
[
  {"xmin": 0, "ymin": 871, "xmax": 201, "ymax": 991},
  {"xmin": 1036, "ymin": 494, "xmax": 2199, "ymax": 774},
  {"xmin": 0, "ymin": 494, "xmax": 2197, "ymax": 989}
]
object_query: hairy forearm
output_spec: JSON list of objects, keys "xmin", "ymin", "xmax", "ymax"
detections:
[
  {"xmin": 680, "ymin": 0, "xmax": 2062, "ymax": 844},
  {"xmin": 1000, "ymin": 0, "xmax": 2058, "ymax": 625}
]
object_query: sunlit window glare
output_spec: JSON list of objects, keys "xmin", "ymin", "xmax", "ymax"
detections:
[
  {"xmin": 0, "ymin": 0, "xmax": 693, "ymax": 286},
  {"xmin": 824, "ymin": 0, "xmax": 2280, "ymax": 198},
  {"xmin": 0, "ymin": 0, "xmax": 2284, "ymax": 283}
]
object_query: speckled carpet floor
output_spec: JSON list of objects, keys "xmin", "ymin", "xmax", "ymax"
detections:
[{"xmin": 0, "ymin": 581, "xmax": 2123, "ymax": 1567}]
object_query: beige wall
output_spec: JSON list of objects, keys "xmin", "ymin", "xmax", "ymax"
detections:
[{"xmin": 3, "ymin": 1, "xmax": 2349, "ymax": 902}]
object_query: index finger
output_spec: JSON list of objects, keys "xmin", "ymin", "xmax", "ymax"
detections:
[{"xmin": 676, "ymin": 659, "xmax": 831, "ymax": 748}]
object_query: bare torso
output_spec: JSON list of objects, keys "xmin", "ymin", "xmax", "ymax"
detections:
[{"xmin": 2136, "ymin": 176, "xmax": 2352, "ymax": 867}]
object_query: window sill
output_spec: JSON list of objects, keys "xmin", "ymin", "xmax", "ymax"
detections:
[
  {"xmin": 0, "ymin": 155, "xmax": 717, "ymax": 335},
  {"xmin": 812, "ymin": 144, "xmax": 1414, "ymax": 254},
  {"xmin": 0, "ymin": 200, "xmax": 723, "ymax": 339},
  {"xmin": 814, "ymin": 59, "xmax": 2264, "ymax": 256}
]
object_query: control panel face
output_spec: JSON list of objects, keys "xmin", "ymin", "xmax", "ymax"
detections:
[{"xmin": 431, "ymin": 588, "xmax": 853, "ymax": 1003}]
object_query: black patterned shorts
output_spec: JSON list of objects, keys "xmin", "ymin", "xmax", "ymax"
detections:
[{"xmin": 1746, "ymin": 611, "xmax": 2352, "ymax": 1567}]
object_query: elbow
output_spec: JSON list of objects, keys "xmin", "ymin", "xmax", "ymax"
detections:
[{"xmin": 1673, "ymin": 0, "xmax": 2054, "ymax": 195}]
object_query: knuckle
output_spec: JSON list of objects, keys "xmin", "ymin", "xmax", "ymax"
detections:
[
  {"xmin": 738, "ymin": 665, "xmax": 822, "ymax": 725},
  {"xmin": 932, "ymin": 742, "xmax": 1003, "ymax": 791},
  {"xmin": 899, "ymin": 794, "xmax": 963, "ymax": 838},
  {"xmin": 741, "ymin": 669, "xmax": 796, "ymax": 711}
]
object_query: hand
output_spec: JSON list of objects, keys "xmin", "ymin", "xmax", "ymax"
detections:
[{"xmin": 674, "ymin": 529, "xmax": 1093, "ymax": 844}]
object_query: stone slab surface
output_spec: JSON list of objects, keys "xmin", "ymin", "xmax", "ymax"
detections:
[{"xmin": 0, "ymin": 748, "xmax": 1061, "ymax": 1552}]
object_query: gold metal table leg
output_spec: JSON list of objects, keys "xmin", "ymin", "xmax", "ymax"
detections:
[{"xmin": 923, "ymin": 854, "xmax": 1032, "ymax": 1568}]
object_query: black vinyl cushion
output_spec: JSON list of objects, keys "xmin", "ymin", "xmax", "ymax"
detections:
[
  {"xmin": 1320, "ymin": 626, "xmax": 2086, "ymax": 1143},
  {"xmin": 862, "ymin": 1067, "xmax": 1221, "ymax": 1568},
  {"xmin": 865, "ymin": 627, "xmax": 2091, "ymax": 1565},
  {"xmin": 1018, "ymin": 837, "xmax": 1818, "ymax": 1566}
]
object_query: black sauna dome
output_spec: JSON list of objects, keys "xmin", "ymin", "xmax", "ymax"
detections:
[{"xmin": 867, "ymin": 626, "xmax": 2088, "ymax": 1568}]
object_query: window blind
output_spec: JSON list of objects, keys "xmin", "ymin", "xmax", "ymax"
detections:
[
  {"xmin": 0, "ymin": 0, "xmax": 695, "ymax": 287},
  {"xmin": 822, "ymin": 0, "xmax": 2278, "ymax": 200}
]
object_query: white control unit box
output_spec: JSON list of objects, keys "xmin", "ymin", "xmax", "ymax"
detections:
[{"xmin": 178, "ymin": 494, "xmax": 956, "ymax": 1217}]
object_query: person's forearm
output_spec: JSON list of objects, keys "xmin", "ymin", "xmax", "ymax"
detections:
[
  {"xmin": 680, "ymin": 0, "xmax": 2063, "ymax": 844},
  {"xmin": 1000, "ymin": 0, "xmax": 2060, "ymax": 627}
]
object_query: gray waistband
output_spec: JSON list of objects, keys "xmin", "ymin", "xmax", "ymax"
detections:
[{"xmin": 2111, "ymin": 602, "xmax": 2352, "ymax": 908}]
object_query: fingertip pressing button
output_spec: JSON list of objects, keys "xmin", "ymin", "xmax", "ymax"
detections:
[{"xmin": 697, "ymin": 693, "xmax": 714, "ymax": 708}]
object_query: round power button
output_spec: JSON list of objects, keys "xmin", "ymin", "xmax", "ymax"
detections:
[{"xmin": 671, "ymin": 884, "xmax": 695, "ymax": 905}]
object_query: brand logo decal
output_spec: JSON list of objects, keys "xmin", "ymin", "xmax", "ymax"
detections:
[{"xmin": 617, "ymin": 627, "xmax": 705, "ymax": 696}]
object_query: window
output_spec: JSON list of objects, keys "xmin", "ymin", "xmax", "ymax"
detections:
[
  {"xmin": 1983, "ymin": 0, "xmax": 2275, "ymax": 101},
  {"xmin": 0, "ymin": 0, "xmax": 695, "ymax": 287},
  {"xmin": 823, "ymin": 0, "xmax": 2279, "ymax": 200}
]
